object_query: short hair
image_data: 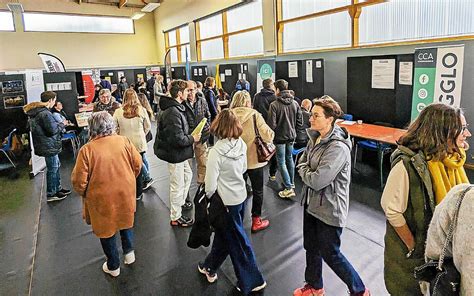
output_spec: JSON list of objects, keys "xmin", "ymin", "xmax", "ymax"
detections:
[
  {"xmin": 187, "ymin": 80, "xmax": 197, "ymax": 88},
  {"xmin": 398, "ymin": 103, "xmax": 463, "ymax": 161},
  {"xmin": 204, "ymin": 77, "xmax": 215, "ymax": 88},
  {"xmin": 169, "ymin": 79, "xmax": 188, "ymax": 99},
  {"xmin": 99, "ymin": 88, "xmax": 111, "ymax": 96},
  {"xmin": 210, "ymin": 109, "xmax": 243, "ymax": 140},
  {"xmin": 274, "ymin": 79, "xmax": 288, "ymax": 92},
  {"xmin": 196, "ymin": 81, "xmax": 203, "ymax": 89},
  {"xmin": 230, "ymin": 91, "xmax": 251, "ymax": 109},
  {"xmin": 262, "ymin": 78, "xmax": 274, "ymax": 89},
  {"xmin": 41, "ymin": 91, "xmax": 56, "ymax": 102},
  {"xmin": 88, "ymin": 111, "xmax": 116, "ymax": 138},
  {"xmin": 301, "ymin": 99, "xmax": 312, "ymax": 111},
  {"xmin": 120, "ymin": 76, "xmax": 125, "ymax": 81},
  {"xmin": 313, "ymin": 95, "xmax": 343, "ymax": 125}
]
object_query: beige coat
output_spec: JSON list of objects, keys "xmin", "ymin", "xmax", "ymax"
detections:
[
  {"xmin": 71, "ymin": 135, "xmax": 142, "ymax": 238},
  {"xmin": 232, "ymin": 107, "xmax": 274, "ymax": 169},
  {"xmin": 113, "ymin": 106, "xmax": 151, "ymax": 153}
]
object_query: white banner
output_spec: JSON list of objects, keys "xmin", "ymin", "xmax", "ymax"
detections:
[
  {"xmin": 37, "ymin": 52, "xmax": 66, "ymax": 73},
  {"xmin": 433, "ymin": 45, "xmax": 464, "ymax": 107}
]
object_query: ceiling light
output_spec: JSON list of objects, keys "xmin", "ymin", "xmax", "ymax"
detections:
[
  {"xmin": 141, "ymin": 3, "xmax": 160, "ymax": 13},
  {"xmin": 131, "ymin": 12, "xmax": 146, "ymax": 20}
]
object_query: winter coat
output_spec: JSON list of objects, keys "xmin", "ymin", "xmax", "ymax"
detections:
[
  {"xmin": 113, "ymin": 106, "xmax": 151, "ymax": 153},
  {"xmin": 253, "ymin": 88, "xmax": 276, "ymax": 122},
  {"xmin": 383, "ymin": 146, "xmax": 435, "ymax": 296},
  {"xmin": 183, "ymin": 92, "xmax": 211, "ymax": 143},
  {"xmin": 232, "ymin": 107, "xmax": 274, "ymax": 169},
  {"xmin": 268, "ymin": 90, "xmax": 303, "ymax": 144},
  {"xmin": 205, "ymin": 137, "xmax": 247, "ymax": 206},
  {"xmin": 296, "ymin": 109, "xmax": 311, "ymax": 144},
  {"xmin": 71, "ymin": 135, "xmax": 142, "ymax": 238},
  {"xmin": 154, "ymin": 96, "xmax": 194, "ymax": 163},
  {"xmin": 23, "ymin": 102, "xmax": 64, "ymax": 157},
  {"xmin": 203, "ymin": 86, "xmax": 218, "ymax": 122},
  {"xmin": 298, "ymin": 125, "xmax": 352, "ymax": 227}
]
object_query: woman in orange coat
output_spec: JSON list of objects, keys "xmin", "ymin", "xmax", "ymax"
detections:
[{"xmin": 71, "ymin": 111, "xmax": 142, "ymax": 277}]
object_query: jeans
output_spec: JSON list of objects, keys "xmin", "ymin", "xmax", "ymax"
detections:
[
  {"xmin": 202, "ymin": 202, "xmax": 265, "ymax": 295},
  {"xmin": 275, "ymin": 143, "xmax": 295, "ymax": 189},
  {"xmin": 245, "ymin": 167, "xmax": 264, "ymax": 217},
  {"xmin": 141, "ymin": 152, "xmax": 151, "ymax": 181},
  {"xmin": 303, "ymin": 211, "xmax": 366, "ymax": 294},
  {"xmin": 168, "ymin": 161, "xmax": 192, "ymax": 221},
  {"xmin": 45, "ymin": 154, "xmax": 61, "ymax": 196},
  {"xmin": 269, "ymin": 154, "xmax": 278, "ymax": 177},
  {"xmin": 100, "ymin": 228, "xmax": 134, "ymax": 271}
]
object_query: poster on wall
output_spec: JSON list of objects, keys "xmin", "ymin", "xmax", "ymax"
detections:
[
  {"xmin": 371, "ymin": 59, "xmax": 395, "ymax": 89},
  {"xmin": 1, "ymin": 80, "xmax": 24, "ymax": 93},
  {"xmin": 3, "ymin": 95, "xmax": 25, "ymax": 109},
  {"xmin": 399, "ymin": 62, "xmax": 413, "ymax": 85},
  {"xmin": 257, "ymin": 59, "xmax": 275, "ymax": 92},
  {"xmin": 306, "ymin": 60, "xmax": 313, "ymax": 83},
  {"xmin": 410, "ymin": 45, "xmax": 464, "ymax": 120},
  {"xmin": 288, "ymin": 61, "xmax": 298, "ymax": 78}
]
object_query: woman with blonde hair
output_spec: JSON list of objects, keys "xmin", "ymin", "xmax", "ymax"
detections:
[
  {"xmin": 230, "ymin": 91, "xmax": 274, "ymax": 232},
  {"xmin": 381, "ymin": 103, "xmax": 470, "ymax": 295},
  {"xmin": 198, "ymin": 109, "xmax": 266, "ymax": 295},
  {"xmin": 113, "ymin": 89, "xmax": 152, "ymax": 199}
]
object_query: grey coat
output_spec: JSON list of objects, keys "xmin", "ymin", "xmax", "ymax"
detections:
[{"xmin": 297, "ymin": 125, "xmax": 352, "ymax": 227}]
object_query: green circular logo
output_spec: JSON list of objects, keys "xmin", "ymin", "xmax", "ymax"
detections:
[{"xmin": 259, "ymin": 63, "xmax": 272, "ymax": 79}]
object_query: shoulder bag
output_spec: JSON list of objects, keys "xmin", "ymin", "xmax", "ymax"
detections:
[{"xmin": 253, "ymin": 114, "xmax": 276, "ymax": 162}]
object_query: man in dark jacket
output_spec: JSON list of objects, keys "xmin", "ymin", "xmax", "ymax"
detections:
[
  {"xmin": 23, "ymin": 91, "xmax": 71, "ymax": 202},
  {"xmin": 99, "ymin": 76, "xmax": 112, "ymax": 90},
  {"xmin": 183, "ymin": 80, "xmax": 210, "ymax": 185},
  {"xmin": 268, "ymin": 79, "xmax": 303, "ymax": 199},
  {"xmin": 154, "ymin": 79, "xmax": 200, "ymax": 227},
  {"xmin": 295, "ymin": 99, "xmax": 312, "ymax": 149}
]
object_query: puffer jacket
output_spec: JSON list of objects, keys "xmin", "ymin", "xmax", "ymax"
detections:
[
  {"xmin": 232, "ymin": 107, "xmax": 274, "ymax": 169},
  {"xmin": 154, "ymin": 96, "xmax": 194, "ymax": 163},
  {"xmin": 297, "ymin": 125, "xmax": 352, "ymax": 227},
  {"xmin": 203, "ymin": 86, "xmax": 218, "ymax": 122},
  {"xmin": 268, "ymin": 90, "xmax": 303, "ymax": 144},
  {"xmin": 23, "ymin": 102, "xmax": 64, "ymax": 157},
  {"xmin": 182, "ymin": 92, "xmax": 211, "ymax": 143},
  {"xmin": 253, "ymin": 88, "xmax": 276, "ymax": 122}
]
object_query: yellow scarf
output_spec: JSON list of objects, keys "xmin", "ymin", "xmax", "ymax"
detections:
[{"xmin": 427, "ymin": 149, "xmax": 469, "ymax": 204}]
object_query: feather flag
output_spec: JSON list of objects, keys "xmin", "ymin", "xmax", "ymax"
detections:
[{"xmin": 215, "ymin": 64, "xmax": 222, "ymax": 89}]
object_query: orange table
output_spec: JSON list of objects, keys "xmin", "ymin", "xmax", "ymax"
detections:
[{"xmin": 338, "ymin": 122, "xmax": 406, "ymax": 145}]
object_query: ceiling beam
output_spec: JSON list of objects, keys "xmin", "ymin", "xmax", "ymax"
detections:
[{"xmin": 119, "ymin": 0, "xmax": 127, "ymax": 8}]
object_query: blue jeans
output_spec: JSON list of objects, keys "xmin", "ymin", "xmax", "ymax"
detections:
[
  {"xmin": 303, "ymin": 211, "xmax": 366, "ymax": 294},
  {"xmin": 202, "ymin": 202, "xmax": 264, "ymax": 295},
  {"xmin": 99, "ymin": 228, "xmax": 134, "ymax": 270},
  {"xmin": 141, "ymin": 152, "xmax": 151, "ymax": 181},
  {"xmin": 275, "ymin": 143, "xmax": 295, "ymax": 189},
  {"xmin": 45, "ymin": 154, "xmax": 61, "ymax": 196}
]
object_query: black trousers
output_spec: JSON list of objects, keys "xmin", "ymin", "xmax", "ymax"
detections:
[
  {"xmin": 136, "ymin": 152, "xmax": 144, "ymax": 198},
  {"xmin": 269, "ymin": 154, "xmax": 278, "ymax": 177},
  {"xmin": 244, "ymin": 167, "xmax": 264, "ymax": 217}
]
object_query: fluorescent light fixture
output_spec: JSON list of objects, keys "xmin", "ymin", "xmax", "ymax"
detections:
[
  {"xmin": 141, "ymin": 2, "xmax": 160, "ymax": 13},
  {"xmin": 131, "ymin": 12, "xmax": 145, "ymax": 20}
]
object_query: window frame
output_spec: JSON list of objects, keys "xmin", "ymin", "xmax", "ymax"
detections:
[
  {"xmin": 22, "ymin": 11, "xmax": 135, "ymax": 34},
  {"xmin": 195, "ymin": 2, "xmax": 264, "ymax": 62},
  {"xmin": 164, "ymin": 24, "xmax": 191, "ymax": 64},
  {"xmin": 276, "ymin": 0, "xmax": 474, "ymax": 55},
  {"xmin": 0, "ymin": 10, "xmax": 15, "ymax": 32}
]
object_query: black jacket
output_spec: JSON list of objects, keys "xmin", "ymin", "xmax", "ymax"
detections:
[
  {"xmin": 268, "ymin": 90, "xmax": 303, "ymax": 144},
  {"xmin": 253, "ymin": 88, "xmax": 276, "ymax": 122},
  {"xmin": 182, "ymin": 92, "xmax": 211, "ymax": 143},
  {"xmin": 23, "ymin": 102, "xmax": 64, "ymax": 157},
  {"xmin": 296, "ymin": 109, "xmax": 311, "ymax": 144},
  {"xmin": 154, "ymin": 96, "xmax": 194, "ymax": 163},
  {"xmin": 203, "ymin": 86, "xmax": 218, "ymax": 122}
]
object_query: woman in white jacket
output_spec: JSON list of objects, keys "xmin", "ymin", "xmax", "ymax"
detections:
[{"xmin": 198, "ymin": 109, "xmax": 266, "ymax": 295}]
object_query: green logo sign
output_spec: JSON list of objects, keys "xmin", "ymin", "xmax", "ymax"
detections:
[{"xmin": 259, "ymin": 63, "xmax": 272, "ymax": 79}]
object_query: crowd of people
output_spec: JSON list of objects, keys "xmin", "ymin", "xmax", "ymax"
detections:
[{"xmin": 23, "ymin": 73, "xmax": 472, "ymax": 295}]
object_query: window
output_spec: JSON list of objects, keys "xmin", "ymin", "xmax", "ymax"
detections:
[
  {"xmin": 281, "ymin": 0, "xmax": 351, "ymax": 19},
  {"xmin": 165, "ymin": 25, "xmax": 190, "ymax": 64},
  {"xmin": 23, "ymin": 12, "xmax": 134, "ymax": 34},
  {"xmin": 196, "ymin": 0, "xmax": 263, "ymax": 61},
  {"xmin": 0, "ymin": 11, "xmax": 14, "ymax": 31},
  {"xmin": 359, "ymin": 0, "xmax": 474, "ymax": 45}
]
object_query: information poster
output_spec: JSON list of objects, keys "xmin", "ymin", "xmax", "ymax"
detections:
[
  {"xmin": 306, "ymin": 60, "xmax": 313, "ymax": 83},
  {"xmin": 288, "ymin": 61, "xmax": 298, "ymax": 78},
  {"xmin": 411, "ymin": 45, "xmax": 464, "ymax": 120},
  {"xmin": 256, "ymin": 59, "xmax": 275, "ymax": 91},
  {"xmin": 371, "ymin": 59, "xmax": 395, "ymax": 89},
  {"xmin": 399, "ymin": 62, "xmax": 413, "ymax": 85}
]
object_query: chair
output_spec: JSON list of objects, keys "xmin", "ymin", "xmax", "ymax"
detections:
[
  {"xmin": 342, "ymin": 114, "xmax": 353, "ymax": 121},
  {"xmin": 62, "ymin": 131, "xmax": 80, "ymax": 158},
  {"xmin": 353, "ymin": 122, "xmax": 393, "ymax": 190},
  {"xmin": 0, "ymin": 128, "xmax": 17, "ymax": 168}
]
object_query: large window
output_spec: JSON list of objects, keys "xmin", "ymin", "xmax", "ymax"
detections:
[
  {"xmin": 23, "ymin": 12, "xmax": 134, "ymax": 34},
  {"xmin": 0, "ymin": 11, "xmax": 14, "ymax": 31},
  {"xmin": 165, "ymin": 25, "xmax": 190, "ymax": 64},
  {"xmin": 277, "ymin": 0, "xmax": 474, "ymax": 54},
  {"xmin": 196, "ymin": 0, "xmax": 263, "ymax": 61}
]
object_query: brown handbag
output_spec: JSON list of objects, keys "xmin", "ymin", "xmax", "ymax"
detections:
[{"xmin": 253, "ymin": 114, "xmax": 276, "ymax": 162}]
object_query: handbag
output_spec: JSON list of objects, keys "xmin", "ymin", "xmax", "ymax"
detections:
[
  {"xmin": 414, "ymin": 185, "xmax": 473, "ymax": 295},
  {"xmin": 145, "ymin": 131, "xmax": 153, "ymax": 143},
  {"xmin": 253, "ymin": 114, "xmax": 276, "ymax": 162}
]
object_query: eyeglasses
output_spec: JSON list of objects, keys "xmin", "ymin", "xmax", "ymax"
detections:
[{"xmin": 461, "ymin": 124, "xmax": 469, "ymax": 133}]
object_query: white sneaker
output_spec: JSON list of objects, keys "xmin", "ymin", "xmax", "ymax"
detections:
[
  {"xmin": 102, "ymin": 261, "xmax": 120, "ymax": 277},
  {"xmin": 278, "ymin": 188, "xmax": 296, "ymax": 198},
  {"xmin": 124, "ymin": 251, "xmax": 135, "ymax": 265},
  {"xmin": 236, "ymin": 281, "xmax": 267, "ymax": 292}
]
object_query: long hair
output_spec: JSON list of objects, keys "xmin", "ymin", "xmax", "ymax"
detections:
[
  {"xmin": 210, "ymin": 109, "xmax": 243, "ymax": 140},
  {"xmin": 137, "ymin": 93, "xmax": 154, "ymax": 121},
  {"xmin": 122, "ymin": 89, "xmax": 140, "ymax": 119},
  {"xmin": 398, "ymin": 103, "xmax": 463, "ymax": 161}
]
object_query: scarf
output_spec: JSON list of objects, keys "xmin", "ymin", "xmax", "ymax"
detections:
[{"xmin": 427, "ymin": 149, "xmax": 469, "ymax": 204}]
